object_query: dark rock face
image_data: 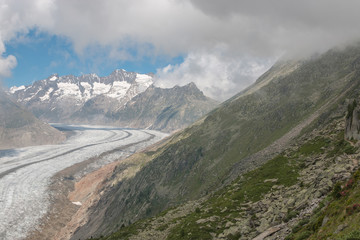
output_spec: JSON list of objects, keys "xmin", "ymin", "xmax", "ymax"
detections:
[{"xmin": 345, "ymin": 100, "xmax": 360, "ymax": 140}]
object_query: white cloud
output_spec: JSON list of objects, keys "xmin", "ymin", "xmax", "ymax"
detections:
[
  {"xmin": 0, "ymin": 40, "xmax": 17, "ymax": 78},
  {"xmin": 155, "ymin": 48, "xmax": 273, "ymax": 100},
  {"xmin": 0, "ymin": 0, "xmax": 55, "ymax": 80},
  {"xmin": 45, "ymin": 0, "xmax": 360, "ymax": 59},
  {"xmin": 2, "ymin": 0, "xmax": 360, "ymax": 96}
]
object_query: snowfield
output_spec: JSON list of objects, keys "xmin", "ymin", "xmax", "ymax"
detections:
[{"xmin": 0, "ymin": 124, "xmax": 168, "ymax": 240}]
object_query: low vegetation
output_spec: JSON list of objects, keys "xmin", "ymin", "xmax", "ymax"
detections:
[
  {"xmin": 82, "ymin": 45, "xmax": 360, "ymax": 239},
  {"xmin": 91, "ymin": 111, "xmax": 360, "ymax": 240},
  {"xmin": 287, "ymin": 170, "xmax": 360, "ymax": 240}
]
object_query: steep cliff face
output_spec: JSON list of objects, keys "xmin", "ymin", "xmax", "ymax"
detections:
[
  {"xmin": 345, "ymin": 100, "xmax": 360, "ymax": 140},
  {"xmin": 0, "ymin": 92, "xmax": 65, "ymax": 150},
  {"xmin": 70, "ymin": 44, "xmax": 360, "ymax": 239}
]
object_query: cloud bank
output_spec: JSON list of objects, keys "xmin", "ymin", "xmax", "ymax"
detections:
[
  {"xmin": 2, "ymin": 0, "xmax": 360, "ymax": 99},
  {"xmin": 155, "ymin": 49, "xmax": 272, "ymax": 100},
  {"xmin": 0, "ymin": 41, "xmax": 16, "ymax": 78}
]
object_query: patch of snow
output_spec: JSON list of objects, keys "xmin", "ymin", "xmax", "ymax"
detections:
[
  {"xmin": 57, "ymin": 82, "xmax": 82, "ymax": 99},
  {"xmin": 80, "ymin": 82, "xmax": 91, "ymax": 88},
  {"xmin": 80, "ymin": 82, "xmax": 92, "ymax": 100},
  {"xmin": 49, "ymin": 76, "xmax": 58, "ymax": 81},
  {"xmin": 106, "ymin": 81, "xmax": 131, "ymax": 99},
  {"xmin": 9, "ymin": 85, "xmax": 25, "ymax": 94},
  {"xmin": 39, "ymin": 88, "xmax": 54, "ymax": 101},
  {"xmin": 23, "ymin": 89, "xmax": 41, "ymax": 102},
  {"xmin": 93, "ymin": 82, "xmax": 111, "ymax": 95},
  {"xmin": 135, "ymin": 73, "xmax": 153, "ymax": 84},
  {"xmin": 135, "ymin": 74, "xmax": 153, "ymax": 93},
  {"xmin": 12, "ymin": 72, "xmax": 154, "ymax": 106}
]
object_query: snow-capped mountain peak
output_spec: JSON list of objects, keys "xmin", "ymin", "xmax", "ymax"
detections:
[
  {"xmin": 49, "ymin": 74, "xmax": 58, "ymax": 81},
  {"xmin": 10, "ymin": 69, "xmax": 153, "ymax": 102},
  {"xmin": 9, "ymin": 85, "xmax": 25, "ymax": 94},
  {"xmin": 8, "ymin": 69, "xmax": 154, "ymax": 121}
]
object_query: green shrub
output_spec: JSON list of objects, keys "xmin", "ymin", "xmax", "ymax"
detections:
[
  {"xmin": 285, "ymin": 234, "xmax": 295, "ymax": 240},
  {"xmin": 308, "ymin": 215, "xmax": 324, "ymax": 232},
  {"xmin": 195, "ymin": 207, "xmax": 201, "ymax": 213},
  {"xmin": 339, "ymin": 230, "xmax": 360, "ymax": 240},
  {"xmin": 292, "ymin": 218, "xmax": 310, "ymax": 234},
  {"xmin": 332, "ymin": 182, "xmax": 343, "ymax": 199},
  {"xmin": 226, "ymin": 232, "xmax": 241, "ymax": 240},
  {"xmin": 298, "ymin": 218, "xmax": 310, "ymax": 226},
  {"xmin": 292, "ymin": 224, "xmax": 302, "ymax": 234},
  {"xmin": 284, "ymin": 211, "xmax": 298, "ymax": 222},
  {"xmin": 295, "ymin": 230, "xmax": 312, "ymax": 240},
  {"xmin": 180, "ymin": 228, "xmax": 185, "ymax": 237}
]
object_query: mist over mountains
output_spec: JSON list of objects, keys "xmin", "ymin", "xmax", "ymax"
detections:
[{"xmin": 0, "ymin": 91, "xmax": 65, "ymax": 150}]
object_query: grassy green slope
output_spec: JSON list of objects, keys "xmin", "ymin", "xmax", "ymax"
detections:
[
  {"xmin": 287, "ymin": 169, "xmax": 360, "ymax": 240},
  {"xmin": 75, "ymin": 45, "xmax": 360, "ymax": 239}
]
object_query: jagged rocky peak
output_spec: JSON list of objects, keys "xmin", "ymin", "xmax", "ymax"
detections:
[
  {"xmin": 8, "ymin": 69, "xmax": 216, "ymax": 131},
  {"xmin": 47, "ymin": 73, "xmax": 59, "ymax": 81},
  {"xmin": 9, "ymin": 69, "xmax": 154, "ymax": 104},
  {"xmin": 109, "ymin": 69, "xmax": 136, "ymax": 82},
  {"xmin": 180, "ymin": 82, "xmax": 206, "ymax": 97}
]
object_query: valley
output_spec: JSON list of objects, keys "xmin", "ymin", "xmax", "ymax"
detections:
[
  {"xmin": 2, "ymin": 2, "xmax": 359, "ymax": 240},
  {"xmin": 0, "ymin": 124, "xmax": 167, "ymax": 240}
]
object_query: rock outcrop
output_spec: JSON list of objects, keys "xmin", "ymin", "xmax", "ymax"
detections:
[{"xmin": 345, "ymin": 100, "xmax": 360, "ymax": 140}]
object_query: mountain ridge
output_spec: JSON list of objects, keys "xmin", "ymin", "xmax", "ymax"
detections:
[
  {"xmin": 9, "ymin": 70, "xmax": 218, "ymax": 132},
  {"xmin": 65, "ymin": 44, "xmax": 360, "ymax": 239},
  {"xmin": 9, "ymin": 69, "xmax": 153, "ymax": 122}
]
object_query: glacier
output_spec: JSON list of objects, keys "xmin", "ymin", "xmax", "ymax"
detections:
[{"xmin": 0, "ymin": 124, "xmax": 167, "ymax": 240}]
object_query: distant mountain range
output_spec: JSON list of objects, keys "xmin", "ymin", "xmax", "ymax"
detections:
[
  {"xmin": 9, "ymin": 70, "xmax": 217, "ymax": 132},
  {"xmin": 0, "ymin": 92, "xmax": 65, "ymax": 150}
]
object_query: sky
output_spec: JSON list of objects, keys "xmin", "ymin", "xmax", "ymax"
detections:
[{"xmin": 1, "ymin": 0, "xmax": 360, "ymax": 101}]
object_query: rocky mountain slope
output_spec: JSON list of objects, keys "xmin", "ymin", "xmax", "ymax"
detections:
[
  {"xmin": 93, "ymin": 101, "xmax": 359, "ymax": 240},
  {"xmin": 0, "ymin": 92, "xmax": 65, "ymax": 150},
  {"xmin": 71, "ymin": 82, "xmax": 217, "ymax": 132},
  {"xmin": 9, "ymin": 70, "xmax": 217, "ymax": 132},
  {"xmin": 65, "ymin": 44, "xmax": 360, "ymax": 240}
]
